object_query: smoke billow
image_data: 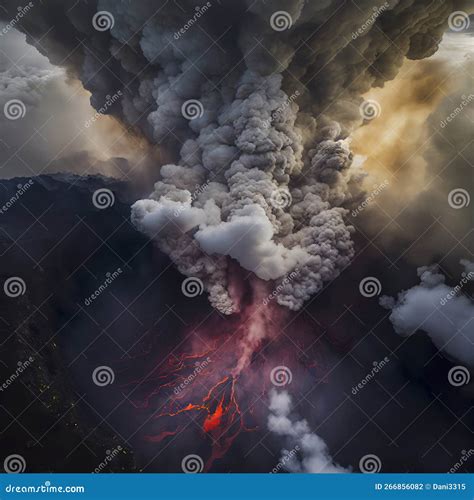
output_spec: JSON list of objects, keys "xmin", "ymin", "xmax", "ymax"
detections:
[
  {"xmin": 268, "ymin": 389, "xmax": 348, "ymax": 473},
  {"xmin": 2, "ymin": 0, "xmax": 470, "ymax": 313},
  {"xmin": 380, "ymin": 261, "xmax": 474, "ymax": 366}
]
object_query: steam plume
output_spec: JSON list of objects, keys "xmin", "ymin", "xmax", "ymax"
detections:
[{"xmin": 268, "ymin": 389, "xmax": 348, "ymax": 473}]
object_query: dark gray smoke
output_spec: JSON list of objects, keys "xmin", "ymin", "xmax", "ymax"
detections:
[{"xmin": 2, "ymin": 0, "xmax": 470, "ymax": 313}]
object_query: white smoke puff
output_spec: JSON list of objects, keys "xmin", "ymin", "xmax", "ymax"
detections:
[
  {"xmin": 195, "ymin": 204, "xmax": 310, "ymax": 280},
  {"xmin": 380, "ymin": 262, "xmax": 474, "ymax": 366},
  {"xmin": 268, "ymin": 389, "xmax": 349, "ymax": 473}
]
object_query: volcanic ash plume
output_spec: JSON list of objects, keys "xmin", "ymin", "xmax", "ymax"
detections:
[{"xmin": 3, "ymin": 0, "xmax": 470, "ymax": 313}]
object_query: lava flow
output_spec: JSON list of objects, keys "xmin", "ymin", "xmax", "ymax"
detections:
[{"xmin": 123, "ymin": 277, "xmax": 292, "ymax": 471}]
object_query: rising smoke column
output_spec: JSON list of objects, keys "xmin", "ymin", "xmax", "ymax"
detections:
[
  {"xmin": 268, "ymin": 389, "xmax": 348, "ymax": 473},
  {"xmin": 2, "ymin": 0, "xmax": 471, "ymax": 313}
]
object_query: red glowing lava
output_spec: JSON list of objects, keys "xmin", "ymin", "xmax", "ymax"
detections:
[{"xmin": 123, "ymin": 276, "xmax": 301, "ymax": 471}]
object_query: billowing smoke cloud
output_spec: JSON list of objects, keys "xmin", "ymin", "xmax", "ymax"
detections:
[
  {"xmin": 268, "ymin": 389, "xmax": 348, "ymax": 473},
  {"xmin": 380, "ymin": 261, "xmax": 474, "ymax": 366},
  {"xmin": 2, "ymin": 0, "xmax": 470, "ymax": 312}
]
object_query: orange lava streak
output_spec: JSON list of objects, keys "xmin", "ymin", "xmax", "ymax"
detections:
[{"xmin": 203, "ymin": 394, "xmax": 224, "ymax": 432}]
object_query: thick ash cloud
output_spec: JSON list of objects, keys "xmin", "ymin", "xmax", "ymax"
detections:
[
  {"xmin": 380, "ymin": 261, "xmax": 474, "ymax": 366},
  {"xmin": 268, "ymin": 389, "xmax": 348, "ymax": 473},
  {"xmin": 2, "ymin": 0, "xmax": 470, "ymax": 312}
]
